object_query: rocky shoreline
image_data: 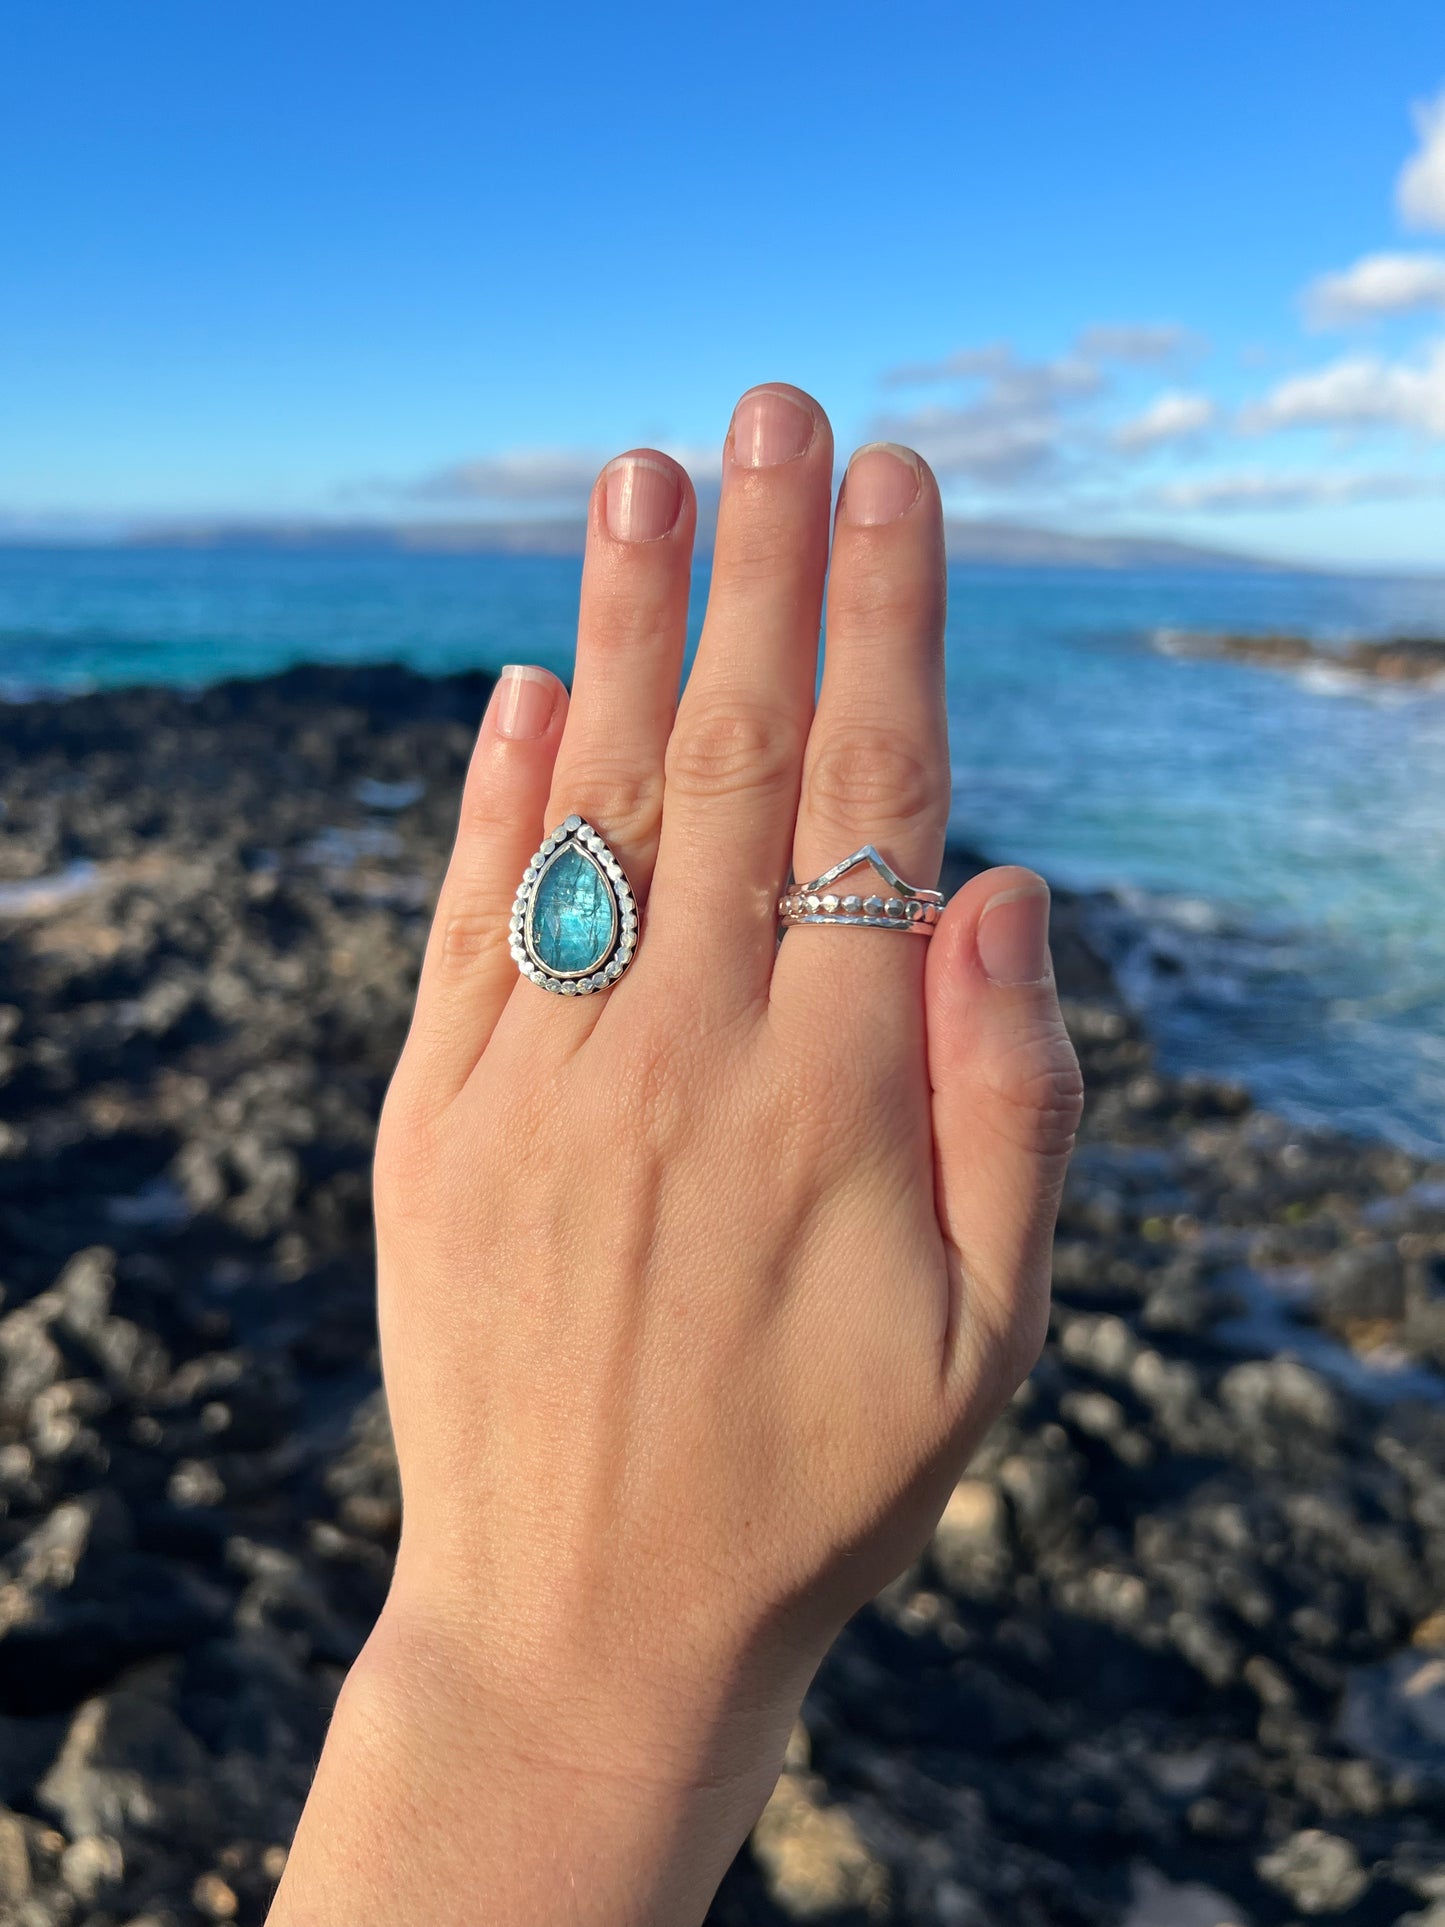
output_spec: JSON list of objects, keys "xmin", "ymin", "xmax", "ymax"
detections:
[
  {"xmin": 1153, "ymin": 632, "xmax": 1445, "ymax": 686},
  {"xmin": 0, "ymin": 664, "xmax": 1442, "ymax": 1927}
]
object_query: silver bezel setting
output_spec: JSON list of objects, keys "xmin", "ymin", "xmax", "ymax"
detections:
[
  {"xmin": 777, "ymin": 845, "xmax": 944, "ymax": 935},
  {"xmin": 510, "ymin": 815, "xmax": 639, "ymax": 993}
]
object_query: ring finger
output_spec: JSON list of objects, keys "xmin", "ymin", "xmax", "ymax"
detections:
[
  {"xmin": 494, "ymin": 448, "xmax": 696, "ymax": 1038},
  {"xmin": 772, "ymin": 441, "xmax": 949, "ymax": 1033}
]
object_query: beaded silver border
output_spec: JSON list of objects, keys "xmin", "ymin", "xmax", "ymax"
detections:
[
  {"xmin": 510, "ymin": 815, "xmax": 639, "ymax": 994},
  {"xmin": 778, "ymin": 845, "xmax": 944, "ymax": 936}
]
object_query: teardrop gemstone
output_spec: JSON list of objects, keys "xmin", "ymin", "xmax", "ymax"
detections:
[{"xmin": 527, "ymin": 843, "xmax": 617, "ymax": 976}]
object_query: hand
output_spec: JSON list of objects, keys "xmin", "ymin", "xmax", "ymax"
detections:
[{"xmin": 270, "ymin": 386, "xmax": 1082, "ymax": 1925}]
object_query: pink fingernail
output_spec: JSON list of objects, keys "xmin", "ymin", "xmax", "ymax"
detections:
[
  {"xmin": 492, "ymin": 665, "xmax": 559, "ymax": 741},
  {"xmin": 842, "ymin": 443, "xmax": 922, "ymax": 526},
  {"xmin": 604, "ymin": 456, "xmax": 683, "ymax": 542},
  {"xmin": 977, "ymin": 884, "xmax": 1052, "ymax": 985},
  {"xmin": 730, "ymin": 387, "xmax": 815, "ymax": 468}
]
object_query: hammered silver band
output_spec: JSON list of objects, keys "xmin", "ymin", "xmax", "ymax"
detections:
[{"xmin": 778, "ymin": 845, "xmax": 944, "ymax": 936}]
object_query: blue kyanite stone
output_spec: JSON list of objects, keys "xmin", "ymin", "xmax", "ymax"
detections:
[{"xmin": 528, "ymin": 843, "xmax": 616, "ymax": 975}]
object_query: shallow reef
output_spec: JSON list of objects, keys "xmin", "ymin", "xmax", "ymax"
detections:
[{"xmin": 1156, "ymin": 631, "xmax": 1445, "ymax": 685}]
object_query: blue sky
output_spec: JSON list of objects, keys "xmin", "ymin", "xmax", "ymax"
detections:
[{"xmin": 3, "ymin": 1, "xmax": 1444, "ymax": 568}]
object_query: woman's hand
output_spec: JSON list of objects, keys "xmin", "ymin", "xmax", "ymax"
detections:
[{"xmin": 270, "ymin": 386, "xmax": 1082, "ymax": 1925}]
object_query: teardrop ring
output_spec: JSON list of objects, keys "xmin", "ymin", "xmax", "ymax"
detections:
[{"xmin": 510, "ymin": 816, "xmax": 639, "ymax": 993}]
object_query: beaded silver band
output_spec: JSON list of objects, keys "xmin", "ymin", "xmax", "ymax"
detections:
[{"xmin": 778, "ymin": 845, "xmax": 944, "ymax": 936}]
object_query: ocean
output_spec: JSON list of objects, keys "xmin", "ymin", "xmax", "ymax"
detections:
[{"xmin": 2, "ymin": 545, "xmax": 1444, "ymax": 1156}]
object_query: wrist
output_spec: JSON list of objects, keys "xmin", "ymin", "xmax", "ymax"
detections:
[
  {"xmin": 270, "ymin": 1572, "xmax": 799, "ymax": 1927},
  {"xmin": 369, "ymin": 1574, "xmax": 790, "ymax": 1799}
]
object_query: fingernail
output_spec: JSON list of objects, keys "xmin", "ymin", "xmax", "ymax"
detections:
[
  {"xmin": 977, "ymin": 884, "xmax": 1052, "ymax": 985},
  {"xmin": 492, "ymin": 665, "xmax": 559, "ymax": 741},
  {"xmin": 842, "ymin": 443, "xmax": 922, "ymax": 526},
  {"xmin": 730, "ymin": 387, "xmax": 814, "ymax": 468},
  {"xmin": 604, "ymin": 456, "xmax": 683, "ymax": 542}
]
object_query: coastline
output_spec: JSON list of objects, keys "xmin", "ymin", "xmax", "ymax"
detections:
[
  {"xmin": 1, "ymin": 665, "xmax": 1443, "ymax": 1924},
  {"xmin": 1151, "ymin": 628, "xmax": 1445, "ymax": 687}
]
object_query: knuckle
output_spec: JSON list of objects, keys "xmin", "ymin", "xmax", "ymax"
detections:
[
  {"xmin": 714, "ymin": 542, "xmax": 790, "ymax": 592},
  {"xmin": 458, "ymin": 741, "xmax": 527, "ymax": 849},
  {"xmin": 458, "ymin": 778, "xmax": 516, "ymax": 846},
  {"xmin": 548, "ymin": 758, "xmax": 664, "ymax": 848},
  {"xmin": 455, "ymin": 807, "xmax": 523, "ymax": 881},
  {"xmin": 584, "ymin": 552, "xmax": 685, "ymax": 645},
  {"xmin": 434, "ymin": 908, "xmax": 505, "ymax": 977},
  {"xmin": 831, "ymin": 560, "xmax": 942, "ymax": 644},
  {"xmin": 664, "ymin": 699, "xmax": 804, "ymax": 804},
  {"xmin": 983, "ymin": 1019, "xmax": 1085, "ymax": 1164},
  {"xmin": 712, "ymin": 500, "xmax": 815, "ymax": 590},
  {"xmin": 805, "ymin": 726, "xmax": 945, "ymax": 833}
]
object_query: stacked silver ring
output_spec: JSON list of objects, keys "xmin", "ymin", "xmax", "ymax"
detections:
[
  {"xmin": 778, "ymin": 888, "xmax": 941, "ymax": 932},
  {"xmin": 777, "ymin": 845, "xmax": 944, "ymax": 936}
]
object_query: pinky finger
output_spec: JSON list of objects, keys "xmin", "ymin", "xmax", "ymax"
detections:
[{"xmin": 393, "ymin": 665, "xmax": 567, "ymax": 1109}]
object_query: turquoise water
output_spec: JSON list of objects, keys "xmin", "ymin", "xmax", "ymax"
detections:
[{"xmin": 3, "ymin": 546, "xmax": 1444, "ymax": 1155}]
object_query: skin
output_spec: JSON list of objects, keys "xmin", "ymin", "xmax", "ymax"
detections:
[{"xmin": 268, "ymin": 385, "xmax": 1083, "ymax": 1926}]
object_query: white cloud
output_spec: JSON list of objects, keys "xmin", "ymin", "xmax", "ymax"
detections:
[
  {"xmin": 878, "ymin": 325, "xmax": 1209, "ymax": 487},
  {"xmin": 1306, "ymin": 251, "xmax": 1445, "ymax": 325},
  {"xmin": 1075, "ymin": 322, "xmax": 1195, "ymax": 363},
  {"xmin": 1113, "ymin": 390, "xmax": 1217, "ymax": 450},
  {"xmin": 874, "ymin": 401, "xmax": 1064, "ymax": 485},
  {"xmin": 876, "ymin": 344, "xmax": 1108, "ymax": 485},
  {"xmin": 882, "ymin": 342, "xmax": 1101, "ymax": 399},
  {"xmin": 1143, "ymin": 469, "xmax": 1445, "ymax": 512},
  {"xmin": 405, "ymin": 442, "xmax": 720, "ymax": 507},
  {"xmin": 411, "ymin": 450, "xmax": 604, "ymax": 503},
  {"xmin": 886, "ymin": 325, "xmax": 1195, "ymax": 391},
  {"xmin": 1242, "ymin": 338, "xmax": 1445, "ymax": 437},
  {"xmin": 883, "ymin": 343, "xmax": 1008, "ymax": 387},
  {"xmin": 1399, "ymin": 86, "xmax": 1445, "ymax": 230}
]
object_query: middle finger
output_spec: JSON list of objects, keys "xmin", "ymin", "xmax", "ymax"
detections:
[{"xmin": 643, "ymin": 384, "xmax": 834, "ymax": 1013}]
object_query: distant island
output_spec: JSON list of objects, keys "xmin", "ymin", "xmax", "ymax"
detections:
[
  {"xmin": 71, "ymin": 514, "xmax": 1283, "ymax": 573},
  {"xmin": 1156, "ymin": 630, "xmax": 1445, "ymax": 683},
  {"xmin": 8, "ymin": 511, "xmax": 1444, "ymax": 578}
]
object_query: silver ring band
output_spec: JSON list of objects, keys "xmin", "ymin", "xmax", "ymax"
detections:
[{"xmin": 778, "ymin": 845, "xmax": 944, "ymax": 936}]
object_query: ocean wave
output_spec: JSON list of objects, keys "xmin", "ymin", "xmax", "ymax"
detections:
[
  {"xmin": 1076, "ymin": 884, "xmax": 1445, "ymax": 1157},
  {"xmin": 1294, "ymin": 663, "xmax": 1436, "ymax": 705},
  {"xmin": 1086, "ymin": 887, "xmax": 1292, "ymax": 1014}
]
